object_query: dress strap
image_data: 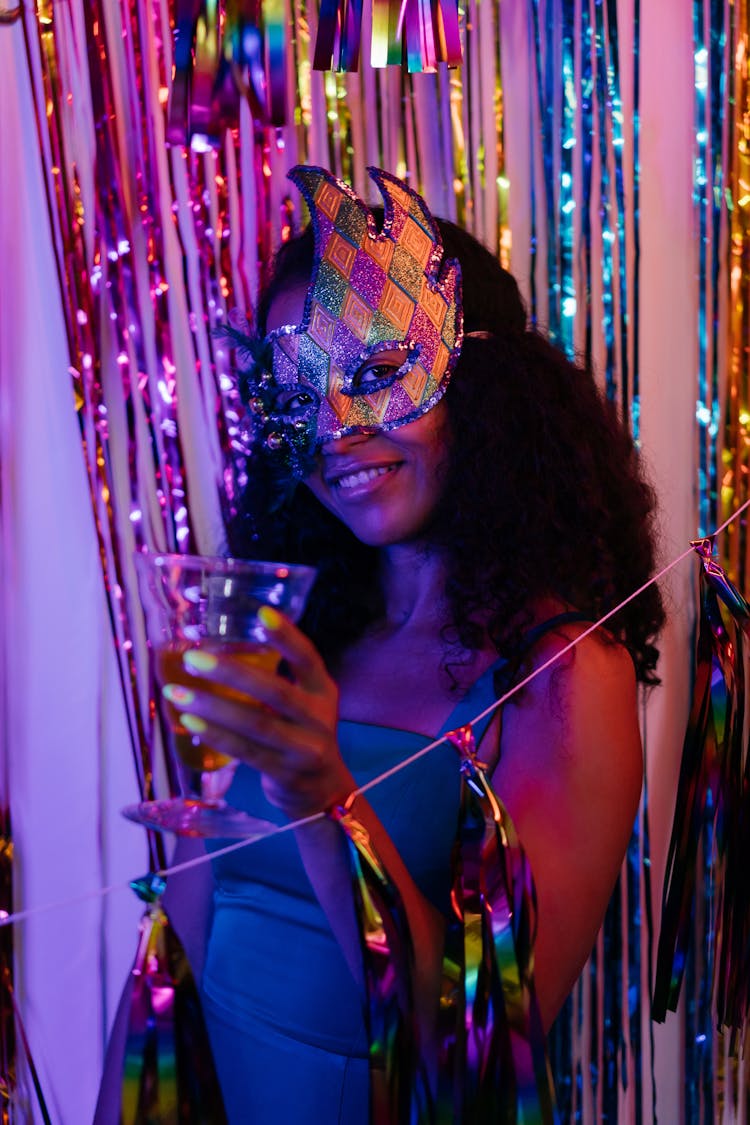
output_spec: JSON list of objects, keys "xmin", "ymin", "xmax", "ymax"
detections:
[
  {"xmin": 491, "ymin": 611, "xmax": 592, "ymax": 699},
  {"xmin": 436, "ymin": 657, "xmax": 509, "ymax": 744},
  {"xmin": 437, "ymin": 612, "xmax": 594, "ymax": 755}
]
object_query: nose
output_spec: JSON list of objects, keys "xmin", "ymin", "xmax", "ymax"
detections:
[{"xmin": 319, "ymin": 430, "xmax": 376, "ymax": 456}]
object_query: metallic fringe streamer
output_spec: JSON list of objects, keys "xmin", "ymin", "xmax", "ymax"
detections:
[
  {"xmin": 693, "ymin": 0, "xmax": 725, "ymax": 544},
  {"xmin": 118, "ymin": 896, "xmax": 227, "ymax": 1124},
  {"xmin": 332, "ymin": 726, "xmax": 557, "ymax": 1125},
  {"xmin": 313, "ymin": 0, "xmax": 462, "ymax": 74},
  {"xmin": 328, "ymin": 803, "xmax": 431, "ymax": 1125},
  {"xmin": 20, "ymin": 0, "xmax": 264, "ymax": 1114},
  {"xmin": 688, "ymin": 0, "xmax": 750, "ymax": 1117},
  {"xmin": 528, "ymin": 0, "xmax": 636, "ymax": 424},
  {"xmin": 291, "ymin": 5, "xmax": 507, "ymax": 256},
  {"xmin": 439, "ymin": 726, "xmax": 557, "ymax": 1125},
  {"xmin": 528, "ymin": 3, "xmax": 650, "ymax": 1122},
  {"xmin": 720, "ymin": 0, "xmax": 750, "ymax": 598},
  {"xmin": 654, "ymin": 541, "xmax": 750, "ymax": 1120},
  {"xmin": 22, "ymin": 1, "xmax": 170, "ymax": 872}
]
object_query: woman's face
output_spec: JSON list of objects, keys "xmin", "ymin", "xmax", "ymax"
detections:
[{"xmin": 267, "ymin": 281, "xmax": 452, "ymax": 548}]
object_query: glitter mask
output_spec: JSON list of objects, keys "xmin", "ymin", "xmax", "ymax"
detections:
[{"xmin": 266, "ymin": 164, "xmax": 463, "ymax": 450}]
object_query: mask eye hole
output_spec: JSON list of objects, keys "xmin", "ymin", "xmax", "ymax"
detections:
[
  {"xmin": 275, "ymin": 387, "xmax": 319, "ymax": 417},
  {"xmin": 352, "ymin": 347, "xmax": 411, "ymax": 390}
]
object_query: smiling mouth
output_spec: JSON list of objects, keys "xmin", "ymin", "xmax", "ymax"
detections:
[{"xmin": 330, "ymin": 464, "xmax": 400, "ymax": 490}]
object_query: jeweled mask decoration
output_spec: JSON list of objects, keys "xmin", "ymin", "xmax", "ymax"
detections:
[{"xmin": 269, "ymin": 164, "xmax": 463, "ymax": 449}]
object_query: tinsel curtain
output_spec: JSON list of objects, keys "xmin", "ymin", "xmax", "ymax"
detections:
[{"xmin": 3, "ymin": 0, "xmax": 747, "ymax": 1120}]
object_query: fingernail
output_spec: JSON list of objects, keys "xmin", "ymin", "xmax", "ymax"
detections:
[
  {"xmin": 184, "ymin": 649, "xmax": 218, "ymax": 672},
  {"xmin": 163, "ymin": 683, "xmax": 195, "ymax": 706},
  {"xmin": 180, "ymin": 713, "xmax": 207, "ymax": 734},
  {"xmin": 258, "ymin": 605, "xmax": 282, "ymax": 630}
]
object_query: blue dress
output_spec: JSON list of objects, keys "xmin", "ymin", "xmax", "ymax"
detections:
[{"xmin": 202, "ymin": 660, "xmax": 503, "ymax": 1123}]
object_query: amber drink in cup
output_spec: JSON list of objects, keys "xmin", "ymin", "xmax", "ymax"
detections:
[{"xmin": 123, "ymin": 553, "xmax": 316, "ymax": 838}]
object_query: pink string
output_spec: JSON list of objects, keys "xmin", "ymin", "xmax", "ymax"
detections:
[{"xmin": 3, "ymin": 496, "xmax": 749, "ymax": 930}]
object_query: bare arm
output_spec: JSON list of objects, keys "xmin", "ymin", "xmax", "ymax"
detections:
[{"xmin": 491, "ymin": 627, "xmax": 643, "ymax": 1028}]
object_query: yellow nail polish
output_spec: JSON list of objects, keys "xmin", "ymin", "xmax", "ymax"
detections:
[
  {"xmin": 184, "ymin": 649, "xmax": 218, "ymax": 672},
  {"xmin": 258, "ymin": 605, "xmax": 282, "ymax": 630},
  {"xmin": 163, "ymin": 683, "xmax": 195, "ymax": 705},
  {"xmin": 180, "ymin": 713, "xmax": 207, "ymax": 734}
]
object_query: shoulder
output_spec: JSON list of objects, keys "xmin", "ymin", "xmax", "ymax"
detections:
[
  {"xmin": 513, "ymin": 619, "xmax": 636, "ymax": 717},
  {"xmin": 496, "ymin": 622, "xmax": 641, "ymax": 799}
]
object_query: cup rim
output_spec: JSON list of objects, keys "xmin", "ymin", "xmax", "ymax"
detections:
[{"xmin": 133, "ymin": 549, "xmax": 316, "ymax": 581}]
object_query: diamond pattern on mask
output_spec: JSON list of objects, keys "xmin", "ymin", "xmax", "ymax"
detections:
[
  {"xmin": 341, "ymin": 290, "xmax": 374, "ymax": 342},
  {"xmin": 379, "ymin": 280, "xmax": 415, "ymax": 334}
]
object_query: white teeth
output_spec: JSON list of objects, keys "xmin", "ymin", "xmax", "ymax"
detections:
[{"xmin": 334, "ymin": 465, "xmax": 394, "ymax": 490}]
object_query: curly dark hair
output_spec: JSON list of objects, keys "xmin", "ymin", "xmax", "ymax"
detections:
[{"xmin": 228, "ymin": 214, "xmax": 664, "ymax": 684}]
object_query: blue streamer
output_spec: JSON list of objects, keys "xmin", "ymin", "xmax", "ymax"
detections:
[
  {"xmin": 693, "ymin": 0, "xmax": 725, "ymax": 538},
  {"xmin": 527, "ymin": 0, "xmax": 540, "ymax": 333},
  {"xmin": 589, "ymin": 933, "xmax": 599, "ymax": 1115},
  {"xmin": 602, "ymin": 882, "xmax": 623, "ymax": 1120},
  {"xmin": 687, "ymin": 0, "xmax": 729, "ymax": 1117},
  {"xmin": 603, "ymin": 0, "xmax": 631, "ymax": 420},
  {"xmin": 627, "ymin": 824, "xmax": 642, "ymax": 1123},
  {"xmin": 559, "ymin": 1, "xmax": 576, "ymax": 358},
  {"xmin": 580, "ymin": 0, "xmax": 594, "ymax": 365},
  {"xmin": 592, "ymin": 0, "xmax": 615, "ymax": 399},
  {"xmin": 529, "ymin": 0, "xmax": 561, "ymax": 342},
  {"xmin": 631, "ymin": 0, "xmax": 641, "ymax": 442}
]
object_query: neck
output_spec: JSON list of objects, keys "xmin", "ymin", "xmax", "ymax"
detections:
[{"xmin": 378, "ymin": 540, "xmax": 448, "ymax": 630}]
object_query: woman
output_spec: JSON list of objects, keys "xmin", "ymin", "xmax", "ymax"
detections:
[{"xmin": 170, "ymin": 165, "xmax": 664, "ymax": 1122}]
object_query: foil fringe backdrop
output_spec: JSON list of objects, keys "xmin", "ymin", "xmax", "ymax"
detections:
[
  {"xmin": 527, "ymin": 3, "xmax": 651, "ymax": 1122},
  {"xmin": 14, "ymin": 1, "xmax": 740, "ymax": 1123},
  {"xmin": 687, "ymin": 0, "xmax": 750, "ymax": 1118},
  {"xmin": 693, "ymin": 0, "xmax": 725, "ymax": 546},
  {"xmin": 167, "ymin": 0, "xmax": 290, "ymax": 147},
  {"xmin": 654, "ymin": 543, "xmax": 750, "ymax": 1121}
]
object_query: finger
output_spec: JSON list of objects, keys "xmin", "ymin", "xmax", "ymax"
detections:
[
  {"xmin": 254, "ymin": 606, "xmax": 331, "ymax": 691},
  {"xmin": 179, "ymin": 652, "xmax": 330, "ymax": 727},
  {"xmin": 176, "ymin": 713, "xmax": 281, "ymax": 775},
  {"xmin": 166, "ymin": 683, "xmax": 324, "ymax": 761}
]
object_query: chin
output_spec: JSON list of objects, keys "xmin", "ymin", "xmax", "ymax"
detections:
[{"xmin": 348, "ymin": 516, "xmax": 436, "ymax": 549}]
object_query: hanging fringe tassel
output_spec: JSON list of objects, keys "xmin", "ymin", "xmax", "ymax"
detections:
[
  {"xmin": 328, "ymin": 800, "xmax": 432, "ymax": 1124},
  {"xmin": 110, "ymin": 876, "xmax": 227, "ymax": 1125},
  {"xmin": 314, "ymin": 0, "xmax": 461, "ymax": 74},
  {"xmin": 653, "ymin": 538, "xmax": 750, "ymax": 1035},
  {"xmin": 168, "ymin": 0, "xmax": 287, "ymax": 147},
  {"xmin": 331, "ymin": 727, "xmax": 557, "ymax": 1125},
  {"xmin": 327, "ymin": 732, "xmax": 560, "ymax": 1122},
  {"xmin": 438, "ymin": 725, "xmax": 557, "ymax": 1124}
]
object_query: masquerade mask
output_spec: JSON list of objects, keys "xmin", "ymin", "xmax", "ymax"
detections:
[
  {"xmin": 223, "ymin": 164, "xmax": 463, "ymax": 481},
  {"xmin": 268, "ymin": 164, "xmax": 463, "ymax": 450}
]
